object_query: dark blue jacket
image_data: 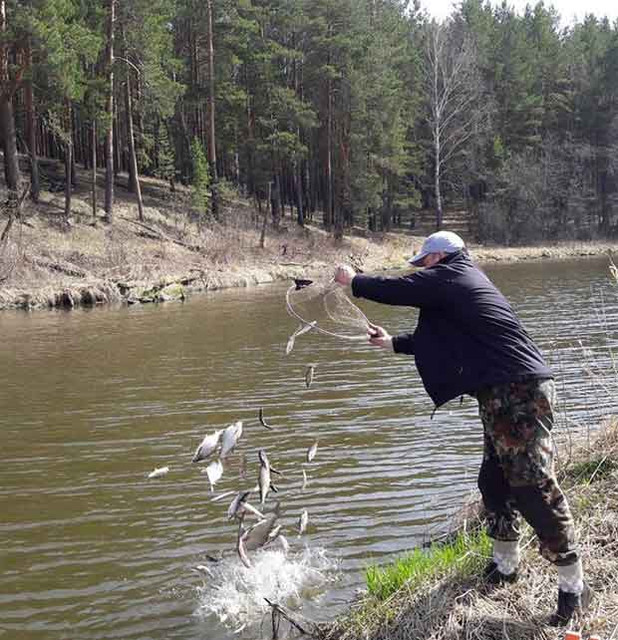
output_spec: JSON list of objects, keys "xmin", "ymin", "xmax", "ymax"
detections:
[{"xmin": 351, "ymin": 251, "xmax": 552, "ymax": 407}]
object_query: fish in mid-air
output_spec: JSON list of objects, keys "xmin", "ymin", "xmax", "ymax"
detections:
[
  {"xmin": 203, "ymin": 459, "xmax": 224, "ymax": 491},
  {"xmin": 297, "ymin": 509, "xmax": 309, "ymax": 536},
  {"xmin": 241, "ymin": 502, "xmax": 282, "ymax": 551},
  {"xmin": 147, "ymin": 466, "xmax": 169, "ymax": 479},
  {"xmin": 192, "ymin": 429, "xmax": 222, "ymax": 463},
  {"xmin": 304, "ymin": 364, "xmax": 316, "ymax": 389},
  {"xmin": 258, "ymin": 449, "xmax": 278, "ymax": 504},
  {"xmin": 286, "ymin": 321, "xmax": 317, "ymax": 354},
  {"xmin": 220, "ymin": 421, "xmax": 243, "ymax": 459},
  {"xmin": 306, "ymin": 440, "xmax": 318, "ymax": 463},
  {"xmin": 258, "ymin": 407, "xmax": 273, "ymax": 430}
]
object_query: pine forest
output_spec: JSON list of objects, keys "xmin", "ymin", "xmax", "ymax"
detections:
[{"xmin": 1, "ymin": 0, "xmax": 618, "ymax": 245}]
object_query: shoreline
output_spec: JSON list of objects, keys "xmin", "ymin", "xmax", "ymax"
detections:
[
  {"xmin": 1, "ymin": 183, "xmax": 617, "ymax": 311},
  {"xmin": 0, "ymin": 238, "xmax": 615, "ymax": 312}
]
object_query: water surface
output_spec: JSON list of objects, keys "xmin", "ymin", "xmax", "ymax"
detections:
[{"xmin": 1, "ymin": 257, "xmax": 617, "ymax": 639}]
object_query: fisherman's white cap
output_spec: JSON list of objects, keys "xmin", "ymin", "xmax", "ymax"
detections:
[{"xmin": 409, "ymin": 231, "xmax": 465, "ymax": 265}]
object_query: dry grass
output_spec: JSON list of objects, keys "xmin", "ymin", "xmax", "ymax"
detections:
[
  {"xmin": 3, "ymin": 159, "xmax": 618, "ymax": 310},
  {"xmin": 321, "ymin": 418, "xmax": 618, "ymax": 640}
]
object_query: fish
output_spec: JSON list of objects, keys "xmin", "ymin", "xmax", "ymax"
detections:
[
  {"xmin": 306, "ymin": 440, "xmax": 318, "ymax": 463},
  {"xmin": 203, "ymin": 459, "xmax": 223, "ymax": 491},
  {"xmin": 227, "ymin": 490, "xmax": 265, "ymax": 521},
  {"xmin": 236, "ymin": 517, "xmax": 252, "ymax": 568},
  {"xmin": 227, "ymin": 490, "xmax": 252, "ymax": 520},
  {"xmin": 277, "ymin": 534, "xmax": 290, "ymax": 553},
  {"xmin": 258, "ymin": 407, "xmax": 273, "ymax": 430},
  {"xmin": 302, "ymin": 468, "xmax": 308, "ymax": 489},
  {"xmin": 192, "ymin": 429, "xmax": 222, "ymax": 463},
  {"xmin": 304, "ymin": 364, "xmax": 316, "ymax": 389},
  {"xmin": 192, "ymin": 564, "xmax": 214, "ymax": 578},
  {"xmin": 286, "ymin": 321, "xmax": 317, "ymax": 354},
  {"xmin": 241, "ymin": 503, "xmax": 281, "ymax": 551},
  {"xmin": 294, "ymin": 278, "xmax": 313, "ymax": 290},
  {"xmin": 298, "ymin": 509, "xmax": 309, "ymax": 536},
  {"xmin": 220, "ymin": 421, "xmax": 243, "ymax": 459},
  {"xmin": 210, "ymin": 489, "xmax": 236, "ymax": 503},
  {"xmin": 147, "ymin": 466, "xmax": 169, "ymax": 479},
  {"xmin": 258, "ymin": 449, "xmax": 273, "ymax": 505}
]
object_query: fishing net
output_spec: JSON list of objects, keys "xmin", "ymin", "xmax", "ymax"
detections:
[{"xmin": 285, "ymin": 278, "xmax": 372, "ymax": 344}]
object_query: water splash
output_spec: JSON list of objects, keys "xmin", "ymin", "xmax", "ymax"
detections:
[{"xmin": 195, "ymin": 546, "xmax": 338, "ymax": 632}]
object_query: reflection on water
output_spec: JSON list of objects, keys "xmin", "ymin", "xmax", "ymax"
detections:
[{"xmin": 1, "ymin": 256, "xmax": 617, "ymax": 639}]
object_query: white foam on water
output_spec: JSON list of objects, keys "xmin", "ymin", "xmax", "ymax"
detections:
[{"xmin": 195, "ymin": 546, "xmax": 339, "ymax": 631}]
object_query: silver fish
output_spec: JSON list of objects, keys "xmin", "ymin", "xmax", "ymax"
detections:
[
  {"xmin": 227, "ymin": 490, "xmax": 252, "ymax": 520},
  {"xmin": 258, "ymin": 449, "xmax": 272, "ymax": 505},
  {"xmin": 277, "ymin": 534, "xmax": 290, "ymax": 553},
  {"xmin": 302, "ymin": 468, "xmax": 308, "ymax": 489},
  {"xmin": 306, "ymin": 440, "xmax": 318, "ymax": 463},
  {"xmin": 298, "ymin": 509, "xmax": 309, "ymax": 536},
  {"xmin": 241, "ymin": 503, "xmax": 281, "ymax": 551},
  {"xmin": 286, "ymin": 321, "xmax": 317, "ymax": 354},
  {"xmin": 203, "ymin": 459, "xmax": 223, "ymax": 491},
  {"xmin": 242, "ymin": 501, "xmax": 265, "ymax": 520},
  {"xmin": 236, "ymin": 517, "xmax": 252, "ymax": 568},
  {"xmin": 304, "ymin": 364, "xmax": 316, "ymax": 389},
  {"xmin": 258, "ymin": 407, "xmax": 273, "ymax": 430},
  {"xmin": 192, "ymin": 429, "xmax": 222, "ymax": 463},
  {"xmin": 192, "ymin": 564, "xmax": 214, "ymax": 578},
  {"xmin": 220, "ymin": 421, "xmax": 243, "ymax": 459},
  {"xmin": 211, "ymin": 489, "xmax": 236, "ymax": 503},
  {"xmin": 147, "ymin": 466, "xmax": 169, "ymax": 479}
]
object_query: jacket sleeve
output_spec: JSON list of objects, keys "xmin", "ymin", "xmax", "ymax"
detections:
[
  {"xmin": 351, "ymin": 272, "xmax": 440, "ymax": 307},
  {"xmin": 392, "ymin": 333, "xmax": 415, "ymax": 355}
]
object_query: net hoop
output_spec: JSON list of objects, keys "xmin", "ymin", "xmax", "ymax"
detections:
[{"xmin": 285, "ymin": 282, "xmax": 369, "ymax": 342}]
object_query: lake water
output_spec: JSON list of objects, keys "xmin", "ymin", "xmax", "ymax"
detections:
[{"xmin": 1, "ymin": 257, "xmax": 617, "ymax": 639}]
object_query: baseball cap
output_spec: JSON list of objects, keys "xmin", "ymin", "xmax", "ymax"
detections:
[{"xmin": 408, "ymin": 231, "xmax": 465, "ymax": 265}]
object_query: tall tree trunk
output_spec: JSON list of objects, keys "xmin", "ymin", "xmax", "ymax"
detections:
[
  {"xmin": 103, "ymin": 0, "xmax": 115, "ymax": 222},
  {"xmin": 123, "ymin": 49, "xmax": 144, "ymax": 221},
  {"xmin": 91, "ymin": 120, "xmax": 97, "ymax": 221},
  {"xmin": 325, "ymin": 74, "xmax": 333, "ymax": 231},
  {"xmin": 64, "ymin": 100, "xmax": 73, "ymax": 225},
  {"xmin": 0, "ymin": 0, "xmax": 20, "ymax": 198},
  {"xmin": 206, "ymin": 0, "xmax": 219, "ymax": 220},
  {"xmin": 24, "ymin": 38, "xmax": 39, "ymax": 201}
]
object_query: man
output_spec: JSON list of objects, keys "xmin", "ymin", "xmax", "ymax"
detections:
[{"xmin": 334, "ymin": 230, "xmax": 589, "ymax": 626}]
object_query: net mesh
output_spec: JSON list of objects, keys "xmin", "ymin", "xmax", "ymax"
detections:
[{"xmin": 285, "ymin": 278, "xmax": 371, "ymax": 343}]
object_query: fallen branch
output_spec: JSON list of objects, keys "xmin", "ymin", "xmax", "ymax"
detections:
[
  {"xmin": 31, "ymin": 256, "xmax": 89, "ymax": 278},
  {"xmin": 263, "ymin": 598, "xmax": 321, "ymax": 638},
  {"xmin": 118, "ymin": 215, "xmax": 203, "ymax": 253}
]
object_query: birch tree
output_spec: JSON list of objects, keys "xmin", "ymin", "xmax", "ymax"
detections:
[{"xmin": 423, "ymin": 20, "xmax": 484, "ymax": 230}]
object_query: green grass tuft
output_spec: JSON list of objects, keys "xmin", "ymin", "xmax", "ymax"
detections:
[
  {"xmin": 366, "ymin": 529, "xmax": 491, "ymax": 601},
  {"xmin": 569, "ymin": 457, "xmax": 617, "ymax": 484}
]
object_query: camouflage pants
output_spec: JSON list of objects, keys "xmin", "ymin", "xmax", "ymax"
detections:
[{"xmin": 477, "ymin": 378, "xmax": 579, "ymax": 566}]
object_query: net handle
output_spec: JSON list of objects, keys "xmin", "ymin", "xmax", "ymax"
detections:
[{"xmin": 285, "ymin": 283, "xmax": 369, "ymax": 342}]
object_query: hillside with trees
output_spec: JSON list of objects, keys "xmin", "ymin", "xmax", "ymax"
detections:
[{"xmin": 1, "ymin": 0, "xmax": 618, "ymax": 254}]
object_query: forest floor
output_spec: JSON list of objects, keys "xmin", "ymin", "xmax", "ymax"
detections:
[
  {"xmin": 316, "ymin": 418, "xmax": 618, "ymax": 640},
  {"xmin": 2, "ymin": 162, "xmax": 618, "ymax": 310}
]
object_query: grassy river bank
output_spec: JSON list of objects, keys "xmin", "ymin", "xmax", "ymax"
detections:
[
  {"xmin": 315, "ymin": 421, "xmax": 618, "ymax": 640},
  {"xmin": 2, "ymin": 176, "xmax": 618, "ymax": 310}
]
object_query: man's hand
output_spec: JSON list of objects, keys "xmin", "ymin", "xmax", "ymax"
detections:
[
  {"xmin": 367, "ymin": 323, "xmax": 393, "ymax": 351},
  {"xmin": 334, "ymin": 264, "xmax": 356, "ymax": 286}
]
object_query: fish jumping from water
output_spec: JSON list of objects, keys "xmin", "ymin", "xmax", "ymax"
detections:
[
  {"xmin": 147, "ymin": 466, "xmax": 169, "ymax": 479},
  {"xmin": 241, "ymin": 502, "xmax": 282, "ymax": 552},
  {"xmin": 258, "ymin": 407, "xmax": 273, "ymax": 430},
  {"xmin": 297, "ymin": 509, "xmax": 309, "ymax": 536},
  {"xmin": 192, "ymin": 429, "xmax": 222, "ymax": 463},
  {"xmin": 304, "ymin": 364, "xmax": 316, "ymax": 389},
  {"xmin": 258, "ymin": 449, "xmax": 278, "ymax": 505},
  {"xmin": 203, "ymin": 459, "xmax": 224, "ymax": 491},
  {"xmin": 286, "ymin": 321, "xmax": 317, "ymax": 355},
  {"xmin": 306, "ymin": 440, "xmax": 318, "ymax": 463},
  {"xmin": 220, "ymin": 421, "xmax": 243, "ymax": 459}
]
